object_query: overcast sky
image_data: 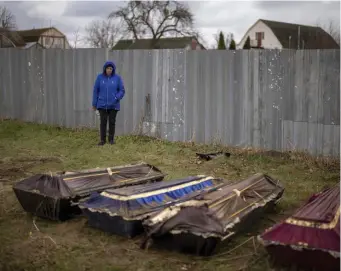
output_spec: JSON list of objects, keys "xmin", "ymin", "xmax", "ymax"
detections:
[{"xmin": 1, "ymin": 1, "xmax": 340, "ymax": 48}]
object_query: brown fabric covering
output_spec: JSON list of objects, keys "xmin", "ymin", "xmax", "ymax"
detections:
[
  {"xmin": 13, "ymin": 163, "xmax": 166, "ymax": 221},
  {"xmin": 13, "ymin": 174, "xmax": 74, "ymax": 198},
  {"xmin": 143, "ymin": 173, "xmax": 284, "ymax": 242},
  {"xmin": 14, "ymin": 162, "xmax": 165, "ymax": 198},
  {"xmin": 194, "ymin": 173, "xmax": 283, "ymax": 228},
  {"xmin": 146, "ymin": 206, "xmax": 225, "ymax": 238},
  {"xmin": 64, "ymin": 163, "xmax": 165, "ymax": 196}
]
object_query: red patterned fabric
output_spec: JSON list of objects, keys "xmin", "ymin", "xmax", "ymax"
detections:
[
  {"xmin": 261, "ymin": 219, "xmax": 340, "ymax": 252},
  {"xmin": 259, "ymin": 185, "xmax": 340, "ymax": 270}
]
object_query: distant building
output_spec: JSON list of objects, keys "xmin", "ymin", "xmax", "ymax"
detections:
[
  {"xmin": 238, "ymin": 19, "xmax": 339, "ymax": 50},
  {"xmin": 0, "ymin": 27, "xmax": 26, "ymax": 48},
  {"xmin": 0, "ymin": 27, "xmax": 70, "ymax": 49},
  {"xmin": 113, "ymin": 36, "xmax": 206, "ymax": 50},
  {"xmin": 16, "ymin": 27, "xmax": 71, "ymax": 49}
]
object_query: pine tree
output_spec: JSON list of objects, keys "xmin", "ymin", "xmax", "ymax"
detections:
[
  {"xmin": 217, "ymin": 31, "xmax": 226, "ymax": 50},
  {"xmin": 243, "ymin": 36, "xmax": 251, "ymax": 49},
  {"xmin": 229, "ymin": 39, "xmax": 236, "ymax": 50}
]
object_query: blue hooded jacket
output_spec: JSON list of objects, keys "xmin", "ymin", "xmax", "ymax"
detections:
[{"xmin": 92, "ymin": 61, "xmax": 125, "ymax": 111}]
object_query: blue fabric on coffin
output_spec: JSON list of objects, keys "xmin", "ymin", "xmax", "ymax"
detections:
[
  {"xmin": 135, "ymin": 180, "xmax": 213, "ymax": 206},
  {"xmin": 80, "ymin": 177, "xmax": 216, "ymax": 216},
  {"xmin": 80, "ymin": 176, "xmax": 226, "ymax": 238},
  {"xmin": 105, "ymin": 176, "xmax": 207, "ymax": 196}
]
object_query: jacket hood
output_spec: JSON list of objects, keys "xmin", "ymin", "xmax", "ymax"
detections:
[{"xmin": 103, "ymin": 61, "xmax": 116, "ymax": 75}]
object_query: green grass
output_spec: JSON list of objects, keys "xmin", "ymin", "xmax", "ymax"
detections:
[{"xmin": 0, "ymin": 119, "xmax": 339, "ymax": 271}]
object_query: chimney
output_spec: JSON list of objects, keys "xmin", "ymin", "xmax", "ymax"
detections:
[
  {"xmin": 191, "ymin": 39, "xmax": 197, "ymax": 50},
  {"xmin": 256, "ymin": 32, "xmax": 262, "ymax": 48}
]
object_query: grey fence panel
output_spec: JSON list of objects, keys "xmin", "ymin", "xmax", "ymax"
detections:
[
  {"xmin": 176, "ymin": 50, "xmax": 186, "ymax": 142},
  {"xmin": 34, "ymin": 49, "xmax": 44, "ymax": 124},
  {"xmin": 0, "ymin": 50, "xmax": 7, "ymax": 117},
  {"xmin": 73, "ymin": 49, "xmax": 90, "ymax": 127},
  {"xmin": 214, "ymin": 51, "xmax": 225, "ymax": 145},
  {"xmin": 264, "ymin": 50, "xmax": 285, "ymax": 151},
  {"xmin": 10, "ymin": 50, "xmax": 21, "ymax": 119},
  {"xmin": 111, "ymin": 50, "xmax": 129, "ymax": 135},
  {"xmin": 0, "ymin": 50, "xmax": 5, "ymax": 117},
  {"xmin": 64, "ymin": 49, "xmax": 75, "ymax": 128},
  {"xmin": 196, "ymin": 51, "xmax": 207, "ymax": 143},
  {"xmin": 251, "ymin": 50, "xmax": 261, "ymax": 148},
  {"xmin": 305, "ymin": 50, "xmax": 320, "ymax": 124},
  {"xmin": 282, "ymin": 50, "xmax": 295, "ymax": 122},
  {"xmin": 293, "ymin": 50, "xmax": 306, "ymax": 123},
  {"xmin": 44, "ymin": 50, "xmax": 52, "ymax": 125},
  {"xmin": 8, "ymin": 50, "xmax": 16, "ymax": 119},
  {"xmin": 3, "ymin": 49, "xmax": 13, "ymax": 118},
  {"xmin": 131, "ymin": 50, "xmax": 145, "ymax": 135},
  {"xmin": 320, "ymin": 50, "xmax": 340, "ymax": 125},
  {"xmin": 206, "ymin": 51, "xmax": 212, "ymax": 143},
  {"xmin": 17, "ymin": 50, "xmax": 27, "ymax": 120},
  {"xmin": 0, "ymin": 48, "xmax": 339, "ymax": 156},
  {"xmin": 183, "ymin": 51, "xmax": 194, "ymax": 142},
  {"xmin": 115, "ymin": 49, "xmax": 133, "ymax": 134},
  {"xmin": 160, "ymin": 50, "xmax": 172, "ymax": 139},
  {"xmin": 234, "ymin": 50, "xmax": 245, "ymax": 147},
  {"xmin": 258, "ymin": 50, "xmax": 269, "ymax": 149}
]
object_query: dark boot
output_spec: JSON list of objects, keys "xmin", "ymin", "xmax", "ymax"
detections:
[
  {"xmin": 98, "ymin": 141, "xmax": 105, "ymax": 146},
  {"xmin": 109, "ymin": 138, "xmax": 115, "ymax": 145}
]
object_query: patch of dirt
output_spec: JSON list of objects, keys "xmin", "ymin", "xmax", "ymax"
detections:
[{"xmin": 0, "ymin": 157, "xmax": 62, "ymax": 183}]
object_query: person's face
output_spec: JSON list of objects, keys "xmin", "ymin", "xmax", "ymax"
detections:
[{"xmin": 106, "ymin": 66, "xmax": 113, "ymax": 76}]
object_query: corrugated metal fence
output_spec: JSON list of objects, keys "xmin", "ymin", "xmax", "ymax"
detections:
[{"xmin": 0, "ymin": 48, "xmax": 339, "ymax": 156}]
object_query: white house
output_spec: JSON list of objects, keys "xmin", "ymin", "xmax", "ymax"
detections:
[{"xmin": 237, "ymin": 19, "xmax": 339, "ymax": 50}]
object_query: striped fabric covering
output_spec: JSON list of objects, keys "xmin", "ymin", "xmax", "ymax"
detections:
[{"xmin": 79, "ymin": 176, "xmax": 224, "ymax": 218}]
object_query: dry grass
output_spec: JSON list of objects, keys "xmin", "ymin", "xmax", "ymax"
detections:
[{"xmin": 0, "ymin": 119, "xmax": 339, "ymax": 271}]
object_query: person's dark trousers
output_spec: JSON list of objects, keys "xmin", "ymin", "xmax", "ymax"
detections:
[{"xmin": 98, "ymin": 109, "xmax": 118, "ymax": 144}]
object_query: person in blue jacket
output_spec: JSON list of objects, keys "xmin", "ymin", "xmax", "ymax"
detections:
[{"xmin": 92, "ymin": 61, "xmax": 125, "ymax": 145}]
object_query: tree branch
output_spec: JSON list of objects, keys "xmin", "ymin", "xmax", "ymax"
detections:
[
  {"xmin": 110, "ymin": 0, "xmax": 196, "ymax": 45},
  {"xmin": 0, "ymin": 6, "xmax": 17, "ymax": 30},
  {"xmin": 84, "ymin": 18, "xmax": 122, "ymax": 48},
  {"xmin": 155, "ymin": 18, "xmax": 181, "ymax": 39},
  {"xmin": 139, "ymin": 2, "xmax": 156, "ymax": 38}
]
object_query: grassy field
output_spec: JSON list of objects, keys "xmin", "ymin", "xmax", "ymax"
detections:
[{"xmin": 0, "ymin": 120, "xmax": 339, "ymax": 271}]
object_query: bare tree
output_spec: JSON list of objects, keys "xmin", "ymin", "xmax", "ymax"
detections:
[
  {"xmin": 213, "ymin": 31, "xmax": 234, "ymax": 49},
  {"xmin": 225, "ymin": 32, "xmax": 234, "ymax": 48},
  {"xmin": 213, "ymin": 30, "xmax": 221, "ymax": 48},
  {"xmin": 71, "ymin": 27, "xmax": 82, "ymax": 48},
  {"xmin": 317, "ymin": 18, "xmax": 340, "ymax": 45},
  {"xmin": 84, "ymin": 19, "xmax": 121, "ymax": 48},
  {"xmin": 0, "ymin": 6, "xmax": 16, "ymax": 30},
  {"xmin": 109, "ymin": 0, "xmax": 196, "ymax": 46}
]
